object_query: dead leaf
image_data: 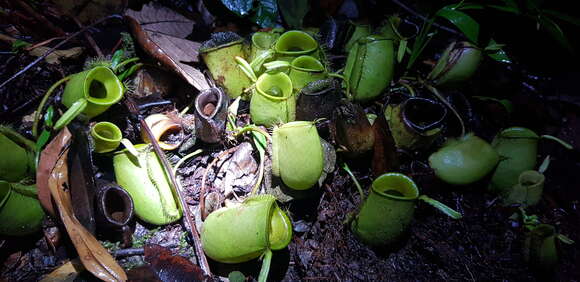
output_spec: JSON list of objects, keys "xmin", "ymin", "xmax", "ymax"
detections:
[
  {"xmin": 37, "ymin": 128, "xmax": 72, "ymax": 216},
  {"xmin": 143, "ymin": 244, "xmax": 206, "ymax": 282},
  {"xmin": 40, "ymin": 128, "xmax": 127, "ymax": 282},
  {"xmin": 28, "ymin": 46, "xmax": 84, "ymax": 64},
  {"xmin": 125, "ymin": 3, "xmax": 209, "ymax": 91},
  {"xmin": 40, "ymin": 259, "xmax": 84, "ymax": 282}
]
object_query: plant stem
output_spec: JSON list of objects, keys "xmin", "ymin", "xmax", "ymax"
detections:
[
  {"xmin": 540, "ymin": 135, "xmax": 573, "ymax": 150},
  {"xmin": 258, "ymin": 249, "xmax": 273, "ymax": 282},
  {"xmin": 341, "ymin": 162, "xmax": 364, "ymax": 199},
  {"xmin": 113, "ymin": 57, "xmax": 140, "ymax": 72},
  {"xmin": 234, "ymin": 126, "xmax": 272, "ymax": 143},
  {"xmin": 173, "ymin": 149, "xmax": 203, "ymax": 175},
  {"xmin": 32, "ymin": 75, "xmax": 72, "ymax": 138},
  {"xmin": 418, "ymin": 195, "xmax": 462, "ymax": 219}
]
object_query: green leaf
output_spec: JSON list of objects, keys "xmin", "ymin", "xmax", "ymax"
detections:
[
  {"xmin": 436, "ymin": 7, "xmax": 480, "ymax": 43},
  {"xmin": 419, "ymin": 195, "xmax": 462, "ymax": 219},
  {"xmin": 543, "ymin": 10, "xmax": 580, "ymax": 27},
  {"xmin": 110, "ymin": 49, "xmax": 124, "ymax": 69},
  {"xmin": 277, "ymin": 0, "xmax": 308, "ymax": 28},
  {"xmin": 250, "ymin": 0, "xmax": 278, "ymax": 28},
  {"xmin": 11, "ymin": 39, "xmax": 30, "ymax": 52},
  {"xmin": 44, "ymin": 106, "xmax": 55, "ymax": 128},
  {"xmin": 397, "ymin": 39, "xmax": 407, "ymax": 63},
  {"xmin": 538, "ymin": 15, "xmax": 574, "ymax": 54},
  {"xmin": 221, "ymin": 0, "xmax": 254, "ymax": 16},
  {"xmin": 485, "ymin": 39, "xmax": 512, "ymax": 63}
]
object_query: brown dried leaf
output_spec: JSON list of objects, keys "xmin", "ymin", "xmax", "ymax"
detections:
[
  {"xmin": 125, "ymin": 4, "xmax": 209, "ymax": 91},
  {"xmin": 143, "ymin": 244, "xmax": 206, "ymax": 282},
  {"xmin": 40, "ymin": 128, "xmax": 127, "ymax": 282},
  {"xmin": 39, "ymin": 259, "xmax": 84, "ymax": 282},
  {"xmin": 28, "ymin": 46, "xmax": 84, "ymax": 64}
]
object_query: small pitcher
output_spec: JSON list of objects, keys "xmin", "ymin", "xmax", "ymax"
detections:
[
  {"xmin": 90, "ymin": 121, "xmax": 122, "ymax": 153},
  {"xmin": 289, "ymin": 55, "xmax": 327, "ymax": 91},
  {"xmin": 352, "ymin": 173, "xmax": 461, "ymax": 247},
  {"xmin": 274, "ymin": 30, "xmax": 319, "ymax": 62},
  {"xmin": 55, "ymin": 66, "xmax": 124, "ymax": 130},
  {"xmin": 250, "ymin": 72, "xmax": 296, "ymax": 126}
]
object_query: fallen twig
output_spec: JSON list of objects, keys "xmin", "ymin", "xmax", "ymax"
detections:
[
  {"xmin": 124, "ymin": 96, "xmax": 211, "ymax": 276},
  {"xmin": 72, "ymin": 16, "xmax": 103, "ymax": 57},
  {"xmin": 0, "ymin": 14, "xmax": 122, "ymax": 90}
]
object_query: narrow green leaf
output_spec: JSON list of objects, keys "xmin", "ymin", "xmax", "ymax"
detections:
[
  {"xmin": 419, "ymin": 195, "xmax": 462, "ymax": 219},
  {"xmin": 277, "ymin": 0, "xmax": 309, "ymax": 28},
  {"xmin": 44, "ymin": 106, "xmax": 54, "ymax": 128},
  {"xmin": 110, "ymin": 49, "xmax": 124, "ymax": 69},
  {"xmin": 557, "ymin": 234, "xmax": 575, "ymax": 245},
  {"xmin": 397, "ymin": 39, "xmax": 407, "ymax": 63},
  {"xmin": 538, "ymin": 155, "xmax": 550, "ymax": 174},
  {"xmin": 538, "ymin": 15, "xmax": 574, "ymax": 54},
  {"xmin": 436, "ymin": 7, "xmax": 480, "ymax": 43},
  {"xmin": 486, "ymin": 39, "xmax": 512, "ymax": 63},
  {"xmin": 543, "ymin": 10, "xmax": 580, "ymax": 27}
]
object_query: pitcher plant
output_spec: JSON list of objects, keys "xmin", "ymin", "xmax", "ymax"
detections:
[
  {"xmin": 427, "ymin": 41, "xmax": 482, "ymax": 87},
  {"xmin": 91, "ymin": 121, "xmax": 122, "ymax": 153},
  {"xmin": 0, "ymin": 126, "xmax": 35, "ymax": 183},
  {"xmin": 250, "ymin": 72, "xmax": 296, "ymax": 126},
  {"xmin": 272, "ymin": 121, "xmax": 324, "ymax": 190},
  {"xmin": 54, "ymin": 66, "xmax": 124, "ymax": 130},
  {"xmin": 113, "ymin": 144, "xmax": 181, "ymax": 225},
  {"xmin": 274, "ymin": 30, "xmax": 319, "ymax": 62},
  {"xmin": 351, "ymin": 173, "xmax": 461, "ymax": 247},
  {"xmin": 429, "ymin": 133, "xmax": 499, "ymax": 185},
  {"xmin": 385, "ymin": 97, "xmax": 447, "ymax": 151},
  {"xmin": 0, "ymin": 181, "xmax": 45, "ymax": 236},
  {"xmin": 200, "ymin": 32, "xmax": 252, "ymax": 99},
  {"xmin": 202, "ymin": 194, "xmax": 292, "ymax": 282},
  {"xmin": 344, "ymin": 35, "xmax": 394, "ymax": 102}
]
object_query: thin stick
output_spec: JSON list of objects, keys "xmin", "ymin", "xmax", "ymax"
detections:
[
  {"xmin": 200, "ymin": 147, "xmax": 239, "ymax": 220},
  {"xmin": 0, "ymin": 15, "xmax": 122, "ymax": 90},
  {"xmin": 124, "ymin": 96, "xmax": 211, "ymax": 276},
  {"xmin": 72, "ymin": 16, "xmax": 103, "ymax": 58}
]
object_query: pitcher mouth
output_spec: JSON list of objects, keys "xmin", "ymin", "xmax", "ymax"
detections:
[
  {"xmin": 372, "ymin": 173, "xmax": 419, "ymax": 201},
  {"xmin": 275, "ymin": 30, "xmax": 318, "ymax": 55},
  {"xmin": 84, "ymin": 66, "xmax": 123, "ymax": 105}
]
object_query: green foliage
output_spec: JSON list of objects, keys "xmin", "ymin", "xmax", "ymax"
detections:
[
  {"xmin": 278, "ymin": 0, "xmax": 309, "ymax": 28},
  {"xmin": 250, "ymin": 0, "xmax": 278, "ymax": 28}
]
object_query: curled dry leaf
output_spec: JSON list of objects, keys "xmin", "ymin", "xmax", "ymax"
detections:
[
  {"xmin": 38, "ymin": 128, "xmax": 127, "ymax": 282},
  {"xmin": 125, "ymin": 3, "xmax": 209, "ymax": 91}
]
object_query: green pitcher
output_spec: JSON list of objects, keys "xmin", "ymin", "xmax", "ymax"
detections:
[
  {"xmin": 489, "ymin": 127, "xmax": 539, "ymax": 194},
  {"xmin": 344, "ymin": 35, "xmax": 394, "ymax": 102},
  {"xmin": 344, "ymin": 21, "xmax": 371, "ymax": 51},
  {"xmin": 428, "ymin": 133, "xmax": 499, "ymax": 185},
  {"xmin": 113, "ymin": 144, "xmax": 181, "ymax": 225},
  {"xmin": 524, "ymin": 224, "xmax": 558, "ymax": 272},
  {"xmin": 0, "ymin": 181, "xmax": 45, "ymax": 236},
  {"xmin": 201, "ymin": 194, "xmax": 292, "ymax": 263},
  {"xmin": 289, "ymin": 55, "xmax": 327, "ymax": 91},
  {"xmin": 54, "ymin": 66, "xmax": 124, "ymax": 130},
  {"xmin": 427, "ymin": 41, "xmax": 482, "ymax": 87},
  {"xmin": 385, "ymin": 97, "xmax": 446, "ymax": 151},
  {"xmin": 200, "ymin": 32, "xmax": 251, "ymax": 99},
  {"xmin": 0, "ymin": 127, "xmax": 35, "ymax": 183},
  {"xmin": 272, "ymin": 121, "xmax": 324, "ymax": 190},
  {"xmin": 351, "ymin": 173, "xmax": 461, "ymax": 247},
  {"xmin": 503, "ymin": 170, "xmax": 545, "ymax": 207},
  {"xmin": 249, "ymin": 31, "xmax": 279, "ymax": 73},
  {"xmin": 274, "ymin": 30, "xmax": 319, "ymax": 62},
  {"xmin": 90, "ymin": 121, "xmax": 122, "ymax": 154},
  {"xmin": 250, "ymin": 72, "xmax": 296, "ymax": 126}
]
